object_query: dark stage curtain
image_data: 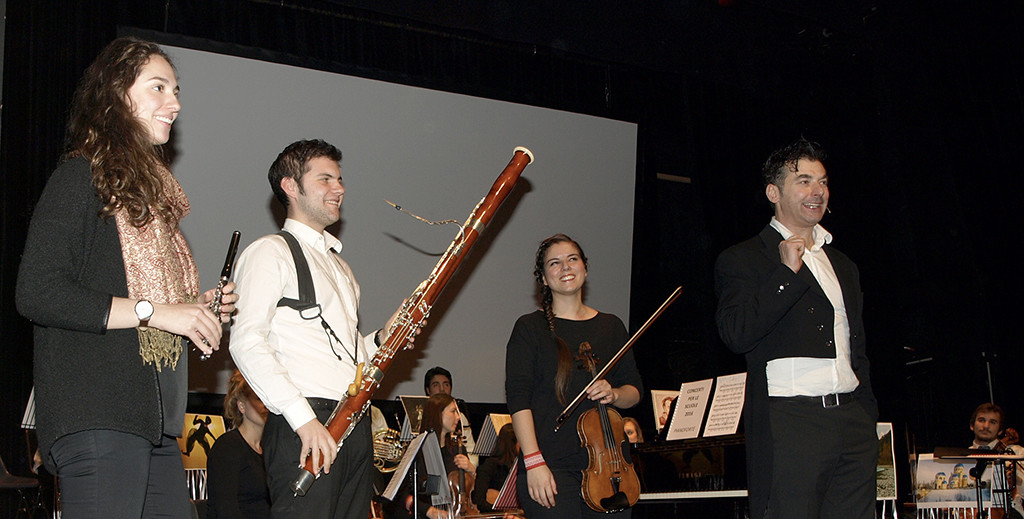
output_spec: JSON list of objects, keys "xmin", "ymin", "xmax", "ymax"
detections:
[
  {"xmin": 3, "ymin": 1, "xmax": 1023, "ymax": 514},
  {"xmin": 0, "ymin": 2, "xmax": 649, "ymax": 508}
]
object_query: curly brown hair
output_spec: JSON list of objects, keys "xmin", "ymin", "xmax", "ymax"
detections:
[
  {"xmin": 223, "ymin": 370, "xmax": 258, "ymax": 429},
  {"xmin": 63, "ymin": 37, "xmax": 178, "ymax": 228}
]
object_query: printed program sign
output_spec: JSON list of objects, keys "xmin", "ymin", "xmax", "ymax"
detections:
[{"xmin": 665, "ymin": 378, "xmax": 713, "ymax": 441}]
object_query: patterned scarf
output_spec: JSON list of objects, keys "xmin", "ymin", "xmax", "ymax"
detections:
[{"xmin": 115, "ymin": 164, "xmax": 200, "ymax": 370}]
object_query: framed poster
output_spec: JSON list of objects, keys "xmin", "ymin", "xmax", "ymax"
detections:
[
  {"xmin": 178, "ymin": 413, "xmax": 226, "ymax": 470},
  {"xmin": 876, "ymin": 422, "xmax": 897, "ymax": 500}
]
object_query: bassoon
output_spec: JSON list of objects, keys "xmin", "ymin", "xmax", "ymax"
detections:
[{"xmin": 291, "ymin": 146, "xmax": 534, "ymax": 496}]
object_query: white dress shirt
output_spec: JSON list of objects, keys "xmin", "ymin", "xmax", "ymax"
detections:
[
  {"xmin": 765, "ymin": 217, "xmax": 860, "ymax": 397},
  {"xmin": 230, "ymin": 219, "xmax": 378, "ymax": 431}
]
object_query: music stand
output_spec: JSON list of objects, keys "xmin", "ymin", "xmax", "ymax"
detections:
[
  {"xmin": 382, "ymin": 431, "xmax": 450, "ymax": 518},
  {"xmin": 398, "ymin": 395, "xmax": 429, "ymax": 441},
  {"xmin": 935, "ymin": 447, "xmax": 1024, "ymax": 519}
]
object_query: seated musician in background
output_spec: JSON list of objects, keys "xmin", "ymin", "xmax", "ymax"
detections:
[
  {"xmin": 425, "ymin": 366, "xmax": 478, "ymax": 466},
  {"xmin": 473, "ymin": 423, "xmax": 519, "ymax": 513},
  {"xmin": 623, "ymin": 417, "xmax": 643, "ymax": 445},
  {"xmin": 395, "ymin": 393, "xmax": 477, "ymax": 519},
  {"xmin": 207, "ymin": 370, "xmax": 270, "ymax": 519},
  {"xmin": 622, "ymin": 416, "xmax": 676, "ymax": 493},
  {"xmin": 969, "ymin": 403, "xmax": 1024, "ymax": 517}
]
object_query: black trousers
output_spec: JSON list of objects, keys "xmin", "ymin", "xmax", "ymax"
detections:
[
  {"xmin": 49, "ymin": 431, "xmax": 192, "ymax": 519},
  {"xmin": 765, "ymin": 395, "xmax": 876, "ymax": 519},
  {"xmin": 515, "ymin": 460, "xmax": 632, "ymax": 519},
  {"xmin": 263, "ymin": 398, "xmax": 373, "ymax": 519}
]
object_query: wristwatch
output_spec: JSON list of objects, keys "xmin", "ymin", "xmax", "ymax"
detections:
[{"xmin": 134, "ymin": 299, "xmax": 154, "ymax": 328}]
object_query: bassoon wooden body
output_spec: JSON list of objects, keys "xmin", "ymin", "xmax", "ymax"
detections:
[{"xmin": 291, "ymin": 147, "xmax": 534, "ymax": 496}]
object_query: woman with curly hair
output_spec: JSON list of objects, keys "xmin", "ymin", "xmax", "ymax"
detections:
[
  {"xmin": 16, "ymin": 36, "xmax": 237, "ymax": 518},
  {"xmin": 505, "ymin": 233, "xmax": 643, "ymax": 518}
]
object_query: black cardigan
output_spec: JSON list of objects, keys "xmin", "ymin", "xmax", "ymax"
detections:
[{"xmin": 16, "ymin": 157, "xmax": 182, "ymax": 471}]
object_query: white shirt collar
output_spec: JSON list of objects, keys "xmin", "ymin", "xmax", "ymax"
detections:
[
  {"xmin": 769, "ymin": 216, "xmax": 833, "ymax": 251},
  {"xmin": 283, "ymin": 218, "xmax": 343, "ymax": 254}
]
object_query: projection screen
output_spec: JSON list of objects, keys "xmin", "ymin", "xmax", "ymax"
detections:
[{"xmin": 165, "ymin": 43, "xmax": 637, "ymax": 403}]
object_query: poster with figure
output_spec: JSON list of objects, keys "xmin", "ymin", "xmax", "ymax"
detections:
[
  {"xmin": 399, "ymin": 395, "xmax": 429, "ymax": 441},
  {"xmin": 178, "ymin": 413, "xmax": 226, "ymax": 469},
  {"xmin": 651, "ymin": 390, "xmax": 678, "ymax": 432}
]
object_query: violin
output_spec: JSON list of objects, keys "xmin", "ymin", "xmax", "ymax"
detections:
[
  {"xmin": 447, "ymin": 429, "xmax": 481, "ymax": 517},
  {"xmin": 996, "ymin": 428, "xmax": 1020, "ymax": 453},
  {"xmin": 575, "ymin": 342, "xmax": 640, "ymax": 513},
  {"xmin": 998, "ymin": 428, "xmax": 1023, "ymax": 519}
]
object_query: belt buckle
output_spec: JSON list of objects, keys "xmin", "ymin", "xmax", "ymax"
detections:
[{"xmin": 822, "ymin": 393, "xmax": 840, "ymax": 408}]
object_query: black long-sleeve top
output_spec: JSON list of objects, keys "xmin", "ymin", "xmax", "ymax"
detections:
[
  {"xmin": 505, "ymin": 310, "xmax": 643, "ymax": 471},
  {"xmin": 206, "ymin": 428, "xmax": 270, "ymax": 519}
]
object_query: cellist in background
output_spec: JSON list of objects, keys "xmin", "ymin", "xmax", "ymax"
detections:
[{"xmin": 505, "ymin": 234, "xmax": 643, "ymax": 518}]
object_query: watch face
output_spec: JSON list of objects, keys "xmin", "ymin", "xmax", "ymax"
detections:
[{"xmin": 136, "ymin": 300, "xmax": 154, "ymax": 320}]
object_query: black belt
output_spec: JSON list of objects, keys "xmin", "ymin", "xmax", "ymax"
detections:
[
  {"xmin": 775, "ymin": 392, "xmax": 855, "ymax": 408},
  {"xmin": 306, "ymin": 397, "xmax": 340, "ymax": 411}
]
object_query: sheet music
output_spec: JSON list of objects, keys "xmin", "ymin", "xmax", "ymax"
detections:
[
  {"xmin": 702, "ymin": 373, "xmax": 746, "ymax": 437},
  {"xmin": 473, "ymin": 413, "xmax": 512, "ymax": 455},
  {"xmin": 399, "ymin": 395, "xmax": 429, "ymax": 441},
  {"xmin": 382, "ymin": 430, "xmax": 453, "ymax": 507},
  {"xmin": 492, "ymin": 462, "xmax": 521, "ymax": 510},
  {"xmin": 22, "ymin": 387, "xmax": 36, "ymax": 429}
]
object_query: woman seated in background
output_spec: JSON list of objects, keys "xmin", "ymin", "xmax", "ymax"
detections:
[
  {"xmin": 622, "ymin": 416, "xmax": 678, "ymax": 493},
  {"xmin": 393, "ymin": 393, "xmax": 477, "ymax": 519},
  {"xmin": 206, "ymin": 370, "xmax": 270, "ymax": 519},
  {"xmin": 473, "ymin": 423, "xmax": 519, "ymax": 513},
  {"xmin": 622, "ymin": 417, "xmax": 644, "ymax": 444}
]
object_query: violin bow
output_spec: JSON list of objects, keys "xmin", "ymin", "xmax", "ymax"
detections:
[{"xmin": 554, "ymin": 286, "xmax": 682, "ymax": 432}]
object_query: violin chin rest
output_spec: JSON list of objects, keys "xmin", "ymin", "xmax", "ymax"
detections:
[{"xmin": 599, "ymin": 492, "xmax": 630, "ymax": 512}]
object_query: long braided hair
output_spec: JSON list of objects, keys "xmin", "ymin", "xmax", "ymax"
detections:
[{"xmin": 533, "ymin": 233, "xmax": 589, "ymax": 406}]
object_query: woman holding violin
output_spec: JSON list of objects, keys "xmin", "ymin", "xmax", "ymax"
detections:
[
  {"xmin": 411, "ymin": 393, "xmax": 479, "ymax": 519},
  {"xmin": 505, "ymin": 234, "xmax": 643, "ymax": 518}
]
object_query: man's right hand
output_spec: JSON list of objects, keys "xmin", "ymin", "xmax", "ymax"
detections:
[
  {"xmin": 296, "ymin": 419, "xmax": 338, "ymax": 474},
  {"xmin": 779, "ymin": 236, "xmax": 807, "ymax": 273}
]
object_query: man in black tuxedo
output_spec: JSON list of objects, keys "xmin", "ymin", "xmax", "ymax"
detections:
[{"xmin": 714, "ymin": 138, "xmax": 877, "ymax": 519}]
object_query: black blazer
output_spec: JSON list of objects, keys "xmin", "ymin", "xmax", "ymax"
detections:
[{"xmin": 714, "ymin": 225, "xmax": 876, "ymax": 518}]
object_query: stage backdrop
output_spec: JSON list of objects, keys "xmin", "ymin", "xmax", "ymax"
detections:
[{"xmin": 166, "ymin": 44, "xmax": 637, "ymax": 403}]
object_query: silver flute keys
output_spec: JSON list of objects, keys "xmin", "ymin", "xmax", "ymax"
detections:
[{"xmin": 198, "ymin": 231, "xmax": 241, "ymax": 360}]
